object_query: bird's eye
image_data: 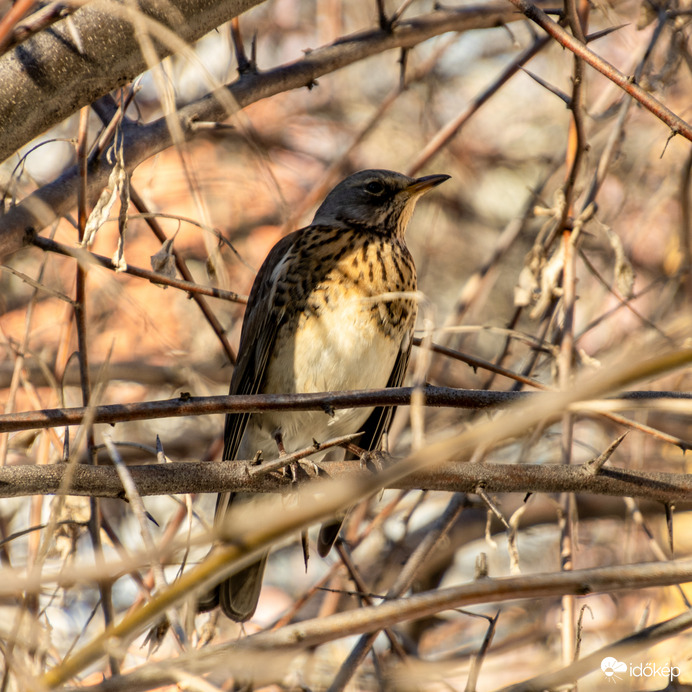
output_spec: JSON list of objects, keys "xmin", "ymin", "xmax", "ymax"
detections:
[{"xmin": 364, "ymin": 180, "xmax": 385, "ymax": 195}]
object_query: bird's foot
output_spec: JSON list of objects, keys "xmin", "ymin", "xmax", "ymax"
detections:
[
  {"xmin": 359, "ymin": 449, "xmax": 392, "ymax": 473},
  {"xmin": 273, "ymin": 430, "xmax": 287, "ymax": 456}
]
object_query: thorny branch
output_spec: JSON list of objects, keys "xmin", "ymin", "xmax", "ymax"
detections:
[
  {"xmin": 0, "ymin": 457, "xmax": 690, "ymax": 502},
  {"xmin": 1, "ymin": 387, "xmax": 691, "ymax": 434},
  {"xmin": 505, "ymin": 0, "xmax": 692, "ymax": 139}
]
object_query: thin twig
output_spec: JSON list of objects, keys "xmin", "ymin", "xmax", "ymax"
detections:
[
  {"xmin": 505, "ymin": 0, "xmax": 692, "ymax": 139},
  {"xmin": 76, "ymin": 107, "xmax": 119, "ymax": 675},
  {"xmin": 248, "ymin": 433, "xmax": 362, "ymax": 477},
  {"xmin": 408, "ymin": 34, "xmax": 551, "ymax": 175},
  {"xmin": 31, "ymin": 235, "xmax": 247, "ymax": 303},
  {"xmin": 465, "ymin": 610, "xmax": 500, "ymax": 692},
  {"xmin": 129, "ymin": 186, "xmax": 238, "ymax": 364},
  {"xmin": 103, "ymin": 434, "xmax": 188, "ymax": 648}
]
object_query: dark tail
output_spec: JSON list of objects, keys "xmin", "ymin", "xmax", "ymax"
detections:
[{"xmin": 218, "ymin": 553, "xmax": 269, "ymax": 622}]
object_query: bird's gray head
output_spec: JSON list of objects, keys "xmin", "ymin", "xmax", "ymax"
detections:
[{"xmin": 312, "ymin": 169, "xmax": 449, "ymax": 237}]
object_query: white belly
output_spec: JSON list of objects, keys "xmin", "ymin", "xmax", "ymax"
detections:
[{"xmin": 239, "ymin": 295, "xmax": 405, "ymax": 461}]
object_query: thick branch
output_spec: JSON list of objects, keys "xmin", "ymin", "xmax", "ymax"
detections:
[
  {"xmin": 0, "ymin": 0, "xmax": 264, "ymax": 164},
  {"xmin": 1, "ymin": 458, "xmax": 690, "ymax": 504}
]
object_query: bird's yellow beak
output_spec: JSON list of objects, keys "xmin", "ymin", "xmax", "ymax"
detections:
[
  {"xmin": 395, "ymin": 174, "xmax": 449, "ymax": 235},
  {"xmin": 406, "ymin": 174, "xmax": 451, "ymax": 196}
]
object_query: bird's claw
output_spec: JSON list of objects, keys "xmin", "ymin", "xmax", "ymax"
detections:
[{"xmin": 359, "ymin": 449, "xmax": 392, "ymax": 473}]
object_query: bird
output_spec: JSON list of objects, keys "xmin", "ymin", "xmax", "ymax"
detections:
[{"xmin": 200, "ymin": 168, "xmax": 449, "ymax": 622}]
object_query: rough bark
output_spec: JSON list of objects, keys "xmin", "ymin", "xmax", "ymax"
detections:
[{"xmin": 0, "ymin": 0, "xmax": 264, "ymax": 164}]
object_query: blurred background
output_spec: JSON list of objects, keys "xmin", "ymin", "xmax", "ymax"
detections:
[{"xmin": 1, "ymin": 0, "xmax": 691, "ymax": 689}]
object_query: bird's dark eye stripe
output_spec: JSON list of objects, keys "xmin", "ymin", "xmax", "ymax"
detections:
[{"xmin": 365, "ymin": 181, "xmax": 385, "ymax": 195}]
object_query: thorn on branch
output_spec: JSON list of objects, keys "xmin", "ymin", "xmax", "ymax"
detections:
[
  {"xmin": 398, "ymin": 47, "xmax": 409, "ymax": 89},
  {"xmin": 521, "ymin": 67, "xmax": 572, "ymax": 106},
  {"xmin": 660, "ymin": 128, "xmax": 678, "ymax": 159},
  {"xmin": 585, "ymin": 23, "xmax": 628, "ymax": 43},
  {"xmin": 231, "ymin": 16, "xmax": 257, "ymax": 75},
  {"xmin": 64, "ymin": 15, "xmax": 84, "ymax": 55},
  {"xmin": 376, "ymin": 0, "xmax": 390, "ymax": 31},
  {"xmin": 584, "ymin": 432, "xmax": 628, "ymax": 475},
  {"xmin": 664, "ymin": 502, "xmax": 674, "ymax": 554}
]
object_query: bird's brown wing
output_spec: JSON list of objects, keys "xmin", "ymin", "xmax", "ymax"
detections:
[
  {"xmin": 199, "ymin": 231, "xmax": 300, "ymax": 619},
  {"xmin": 316, "ymin": 338, "xmax": 412, "ymax": 557},
  {"xmin": 221, "ymin": 229, "xmax": 301, "ymax": 463}
]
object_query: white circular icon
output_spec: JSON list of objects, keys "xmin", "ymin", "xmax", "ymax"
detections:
[{"xmin": 601, "ymin": 657, "xmax": 627, "ymax": 678}]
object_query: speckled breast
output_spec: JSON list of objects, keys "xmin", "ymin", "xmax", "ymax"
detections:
[{"xmin": 266, "ymin": 226, "xmax": 417, "ymax": 395}]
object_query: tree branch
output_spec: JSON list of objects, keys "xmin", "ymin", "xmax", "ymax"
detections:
[
  {"xmin": 0, "ymin": 0, "xmax": 264, "ymax": 165},
  {"xmin": 505, "ymin": 0, "xmax": 692, "ymax": 140},
  {"xmin": 0, "ymin": 386, "xmax": 525, "ymax": 433},
  {"xmin": 0, "ymin": 457, "xmax": 690, "ymax": 504},
  {"xmin": 1, "ymin": 387, "xmax": 690, "ymax": 434}
]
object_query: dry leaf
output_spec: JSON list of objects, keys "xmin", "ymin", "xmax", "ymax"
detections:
[
  {"xmin": 150, "ymin": 234, "xmax": 178, "ymax": 282},
  {"xmin": 605, "ymin": 226, "xmax": 635, "ymax": 298}
]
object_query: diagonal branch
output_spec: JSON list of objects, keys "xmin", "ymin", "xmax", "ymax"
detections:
[
  {"xmin": 505, "ymin": 0, "xmax": 692, "ymax": 140},
  {"xmin": 0, "ymin": 0, "xmax": 265, "ymax": 164}
]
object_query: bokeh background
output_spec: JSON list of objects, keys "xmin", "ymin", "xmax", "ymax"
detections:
[{"xmin": 1, "ymin": 0, "xmax": 692, "ymax": 689}]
